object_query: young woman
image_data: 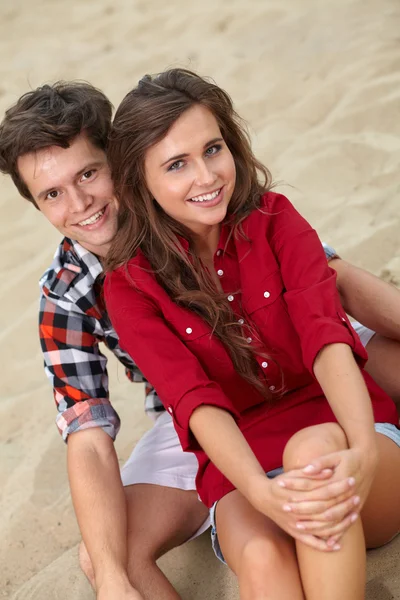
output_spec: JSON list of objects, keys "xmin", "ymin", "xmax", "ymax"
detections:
[{"xmin": 104, "ymin": 69, "xmax": 400, "ymax": 599}]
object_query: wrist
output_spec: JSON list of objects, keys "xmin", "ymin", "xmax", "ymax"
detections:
[
  {"xmin": 350, "ymin": 431, "xmax": 378, "ymax": 453},
  {"xmin": 245, "ymin": 473, "xmax": 273, "ymax": 512},
  {"xmin": 351, "ymin": 439, "xmax": 379, "ymax": 472}
]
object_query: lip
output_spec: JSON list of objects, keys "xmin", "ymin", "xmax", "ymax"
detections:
[
  {"xmin": 73, "ymin": 204, "xmax": 110, "ymax": 230},
  {"xmin": 187, "ymin": 186, "xmax": 225, "ymax": 208}
]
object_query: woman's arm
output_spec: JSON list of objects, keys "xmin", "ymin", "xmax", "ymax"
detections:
[
  {"xmin": 189, "ymin": 405, "xmax": 266, "ymax": 492},
  {"xmin": 313, "ymin": 343, "xmax": 377, "ymax": 452},
  {"xmin": 266, "ymin": 194, "xmax": 383, "ymax": 505},
  {"xmin": 189, "ymin": 404, "xmax": 355, "ymax": 550}
]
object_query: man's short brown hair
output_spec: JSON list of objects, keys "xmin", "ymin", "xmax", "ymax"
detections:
[{"xmin": 0, "ymin": 81, "xmax": 113, "ymax": 206}]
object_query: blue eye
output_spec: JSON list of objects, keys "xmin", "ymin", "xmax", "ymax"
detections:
[
  {"xmin": 168, "ymin": 160, "xmax": 185, "ymax": 171},
  {"xmin": 205, "ymin": 144, "xmax": 222, "ymax": 156}
]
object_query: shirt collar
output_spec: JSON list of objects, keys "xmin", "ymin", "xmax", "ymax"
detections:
[{"xmin": 63, "ymin": 238, "xmax": 104, "ymax": 281}]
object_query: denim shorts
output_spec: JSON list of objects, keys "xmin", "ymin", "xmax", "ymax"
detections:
[{"xmin": 210, "ymin": 422, "xmax": 400, "ymax": 564}]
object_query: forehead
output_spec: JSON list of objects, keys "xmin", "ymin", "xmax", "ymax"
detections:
[
  {"xmin": 148, "ymin": 104, "xmax": 221, "ymax": 160},
  {"xmin": 17, "ymin": 134, "xmax": 106, "ymax": 195}
]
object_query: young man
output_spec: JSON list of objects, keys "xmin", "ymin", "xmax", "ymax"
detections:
[{"xmin": 0, "ymin": 82, "xmax": 399, "ymax": 600}]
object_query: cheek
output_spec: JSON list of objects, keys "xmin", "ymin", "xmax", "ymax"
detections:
[
  {"xmin": 40, "ymin": 205, "xmax": 66, "ymax": 229},
  {"xmin": 96, "ymin": 175, "xmax": 114, "ymax": 198},
  {"xmin": 227, "ymin": 155, "xmax": 236, "ymax": 181},
  {"xmin": 150, "ymin": 177, "xmax": 190, "ymax": 209}
]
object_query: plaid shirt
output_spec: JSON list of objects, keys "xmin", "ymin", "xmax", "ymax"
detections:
[{"xmin": 39, "ymin": 238, "xmax": 164, "ymax": 442}]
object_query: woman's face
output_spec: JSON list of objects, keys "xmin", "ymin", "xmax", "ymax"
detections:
[{"xmin": 144, "ymin": 104, "xmax": 236, "ymax": 237}]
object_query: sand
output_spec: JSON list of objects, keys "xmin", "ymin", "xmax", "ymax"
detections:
[{"xmin": 0, "ymin": 0, "xmax": 399, "ymax": 598}]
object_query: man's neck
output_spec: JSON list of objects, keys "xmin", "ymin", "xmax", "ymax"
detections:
[{"xmin": 79, "ymin": 241, "xmax": 110, "ymax": 259}]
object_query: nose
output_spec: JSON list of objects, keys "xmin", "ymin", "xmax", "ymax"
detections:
[
  {"xmin": 68, "ymin": 187, "xmax": 92, "ymax": 213},
  {"xmin": 194, "ymin": 159, "xmax": 217, "ymax": 187}
]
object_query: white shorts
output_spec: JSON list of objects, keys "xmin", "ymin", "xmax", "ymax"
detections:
[
  {"xmin": 120, "ymin": 322, "xmax": 375, "ymax": 540},
  {"xmin": 121, "ymin": 410, "xmax": 211, "ymax": 539},
  {"xmin": 352, "ymin": 321, "xmax": 376, "ymax": 348}
]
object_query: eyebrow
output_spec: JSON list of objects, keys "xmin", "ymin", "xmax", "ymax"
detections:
[
  {"xmin": 160, "ymin": 137, "xmax": 224, "ymax": 167},
  {"xmin": 37, "ymin": 161, "xmax": 105, "ymax": 201}
]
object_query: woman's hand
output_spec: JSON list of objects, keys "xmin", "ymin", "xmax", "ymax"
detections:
[
  {"xmin": 285, "ymin": 445, "xmax": 378, "ymax": 542},
  {"xmin": 298, "ymin": 445, "xmax": 378, "ymax": 509},
  {"xmin": 247, "ymin": 469, "xmax": 356, "ymax": 551}
]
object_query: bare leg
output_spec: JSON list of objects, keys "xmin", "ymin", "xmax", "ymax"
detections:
[
  {"xmin": 80, "ymin": 483, "xmax": 209, "ymax": 600},
  {"xmin": 331, "ymin": 258, "xmax": 400, "ymax": 341},
  {"xmin": 283, "ymin": 424, "xmax": 366, "ymax": 600},
  {"xmin": 361, "ymin": 433, "xmax": 400, "ymax": 548},
  {"xmin": 215, "ymin": 491, "xmax": 305, "ymax": 599},
  {"xmin": 364, "ymin": 334, "xmax": 400, "ymax": 414}
]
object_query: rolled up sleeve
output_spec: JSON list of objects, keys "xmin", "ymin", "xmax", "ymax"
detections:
[
  {"xmin": 105, "ymin": 271, "xmax": 240, "ymax": 452},
  {"xmin": 39, "ymin": 294, "xmax": 121, "ymax": 442},
  {"xmin": 267, "ymin": 193, "xmax": 367, "ymax": 373}
]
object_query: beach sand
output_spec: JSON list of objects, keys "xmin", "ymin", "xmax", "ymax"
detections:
[{"xmin": 1, "ymin": 0, "xmax": 399, "ymax": 597}]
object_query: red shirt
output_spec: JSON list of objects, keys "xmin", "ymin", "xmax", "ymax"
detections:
[{"xmin": 105, "ymin": 192, "xmax": 398, "ymax": 507}]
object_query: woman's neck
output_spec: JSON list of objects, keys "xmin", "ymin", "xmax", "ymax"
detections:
[{"xmin": 192, "ymin": 224, "xmax": 220, "ymax": 263}]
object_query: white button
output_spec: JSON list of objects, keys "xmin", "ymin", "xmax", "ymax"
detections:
[
  {"xmin": 269, "ymin": 385, "xmax": 276, "ymax": 391},
  {"xmin": 216, "ymin": 249, "xmax": 222, "ymax": 256},
  {"xmin": 167, "ymin": 406, "xmax": 173, "ymax": 413},
  {"xmin": 261, "ymin": 361, "xmax": 268, "ymax": 368},
  {"xmin": 227, "ymin": 295, "xmax": 234, "ymax": 302},
  {"xmin": 186, "ymin": 327, "xmax": 193, "ymax": 334},
  {"xmin": 238, "ymin": 318, "xmax": 245, "ymax": 325},
  {"xmin": 246, "ymin": 337, "xmax": 252, "ymax": 344},
  {"xmin": 217, "ymin": 269, "xmax": 224, "ymax": 276},
  {"xmin": 264, "ymin": 291, "xmax": 271, "ymax": 298}
]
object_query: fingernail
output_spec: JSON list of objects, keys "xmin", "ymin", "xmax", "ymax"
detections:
[
  {"xmin": 278, "ymin": 480, "xmax": 286, "ymax": 488},
  {"xmin": 283, "ymin": 504, "xmax": 292, "ymax": 512},
  {"xmin": 322, "ymin": 469, "xmax": 332, "ymax": 474},
  {"xmin": 333, "ymin": 544, "xmax": 341, "ymax": 551},
  {"xmin": 296, "ymin": 523, "xmax": 305, "ymax": 530},
  {"xmin": 351, "ymin": 513, "xmax": 358, "ymax": 523},
  {"xmin": 353, "ymin": 496, "xmax": 360, "ymax": 506},
  {"xmin": 327, "ymin": 538, "xmax": 335, "ymax": 546},
  {"xmin": 348, "ymin": 477, "xmax": 356, "ymax": 486},
  {"xmin": 303, "ymin": 464, "xmax": 316, "ymax": 473}
]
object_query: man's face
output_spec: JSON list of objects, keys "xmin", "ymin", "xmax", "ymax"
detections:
[{"xmin": 17, "ymin": 133, "xmax": 118, "ymax": 257}]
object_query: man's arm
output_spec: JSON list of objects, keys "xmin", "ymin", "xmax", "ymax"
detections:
[
  {"xmin": 330, "ymin": 257, "xmax": 400, "ymax": 341},
  {"xmin": 68, "ymin": 428, "xmax": 137, "ymax": 595},
  {"xmin": 39, "ymin": 295, "xmax": 140, "ymax": 597}
]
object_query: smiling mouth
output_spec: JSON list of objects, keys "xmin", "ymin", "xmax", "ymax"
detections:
[
  {"xmin": 189, "ymin": 188, "xmax": 222, "ymax": 203},
  {"xmin": 78, "ymin": 207, "xmax": 106, "ymax": 226}
]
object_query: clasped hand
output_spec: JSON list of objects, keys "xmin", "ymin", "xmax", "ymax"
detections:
[{"xmin": 249, "ymin": 447, "xmax": 377, "ymax": 552}]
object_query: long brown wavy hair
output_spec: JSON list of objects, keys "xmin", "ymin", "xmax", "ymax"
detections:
[{"xmin": 106, "ymin": 68, "xmax": 274, "ymax": 398}]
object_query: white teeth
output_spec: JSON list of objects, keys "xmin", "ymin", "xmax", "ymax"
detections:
[
  {"xmin": 78, "ymin": 208, "xmax": 105, "ymax": 226},
  {"xmin": 191, "ymin": 189, "xmax": 221, "ymax": 202}
]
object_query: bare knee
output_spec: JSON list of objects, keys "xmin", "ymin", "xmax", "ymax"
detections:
[
  {"xmin": 283, "ymin": 423, "xmax": 348, "ymax": 471},
  {"xmin": 238, "ymin": 536, "xmax": 294, "ymax": 598},
  {"xmin": 79, "ymin": 541, "xmax": 95, "ymax": 587}
]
